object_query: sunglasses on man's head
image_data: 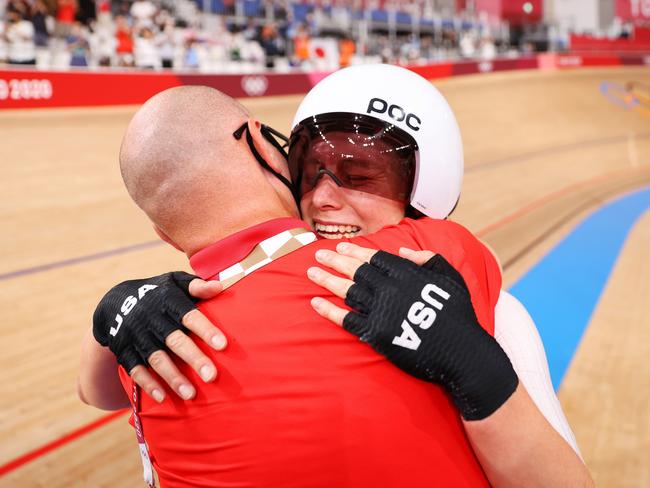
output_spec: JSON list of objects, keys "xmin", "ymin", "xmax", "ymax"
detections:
[
  {"xmin": 232, "ymin": 122, "xmax": 299, "ymax": 203},
  {"xmin": 233, "ymin": 122, "xmax": 290, "ymax": 150}
]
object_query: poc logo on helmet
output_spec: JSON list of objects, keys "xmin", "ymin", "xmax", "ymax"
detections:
[{"xmin": 366, "ymin": 97, "xmax": 422, "ymax": 132}]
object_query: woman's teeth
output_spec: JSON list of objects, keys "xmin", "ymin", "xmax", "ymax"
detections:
[{"xmin": 314, "ymin": 223, "xmax": 361, "ymax": 239}]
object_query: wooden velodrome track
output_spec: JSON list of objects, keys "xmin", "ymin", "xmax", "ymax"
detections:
[{"xmin": 1, "ymin": 66, "xmax": 649, "ymax": 487}]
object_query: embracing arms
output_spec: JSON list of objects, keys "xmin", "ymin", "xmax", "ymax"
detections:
[
  {"xmin": 79, "ymin": 245, "xmax": 592, "ymax": 486},
  {"xmin": 306, "ymin": 243, "xmax": 592, "ymax": 487},
  {"xmin": 77, "ymin": 272, "xmax": 225, "ymax": 409}
]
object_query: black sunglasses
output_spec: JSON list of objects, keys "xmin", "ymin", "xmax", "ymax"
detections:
[
  {"xmin": 233, "ymin": 122, "xmax": 299, "ymax": 204},
  {"xmin": 233, "ymin": 122, "xmax": 290, "ymax": 149}
]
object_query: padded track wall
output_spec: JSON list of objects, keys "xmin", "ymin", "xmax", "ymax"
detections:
[{"xmin": 1, "ymin": 53, "xmax": 648, "ymax": 109}]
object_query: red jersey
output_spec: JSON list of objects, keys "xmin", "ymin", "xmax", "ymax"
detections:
[
  {"xmin": 116, "ymin": 29, "xmax": 134, "ymax": 54},
  {"xmin": 120, "ymin": 217, "xmax": 501, "ymax": 487}
]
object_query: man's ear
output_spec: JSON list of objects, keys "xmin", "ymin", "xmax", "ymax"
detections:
[
  {"xmin": 246, "ymin": 117, "xmax": 291, "ymax": 179},
  {"xmin": 153, "ymin": 225, "xmax": 183, "ymax": 252}
]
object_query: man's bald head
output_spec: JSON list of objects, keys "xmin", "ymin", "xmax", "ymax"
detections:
[
  {"xmin": 120, "ymin": 85, "xmax": 248, "ymax": 206},
  {"xmin": 120, "ymin": 86, "xmax": 296, "ymax": 255}
]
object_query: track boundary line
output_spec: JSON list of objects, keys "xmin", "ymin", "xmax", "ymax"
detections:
[
  {"xmin": 0, "ymin": 240, "xmax": 162, "ymax": 282},
  {"xmin": 467, "ymin": 131, "xmax": 650, "ymax": 173},
  {"xmin": 0, "ymin": 409, "xmax": 128, "ymax": 477},
  {"xmin": 476, "ymin": 166, "xmax": 649, "ymax": 237}
]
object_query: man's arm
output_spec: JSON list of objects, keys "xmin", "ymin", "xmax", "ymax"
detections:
[{"xmin": 79, "ymin": 274, "xmax": 225, "ymax": 407}]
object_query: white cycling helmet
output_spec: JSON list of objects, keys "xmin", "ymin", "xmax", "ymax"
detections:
[{"xmin": 289, "ymin": 63, "xmax": 463, "ymax": 219}]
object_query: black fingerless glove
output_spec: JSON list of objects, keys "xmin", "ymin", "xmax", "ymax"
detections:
[
  {"xmin": 92, "ymin": 271, "xmax": 199, "ymax": 373},
  {"xmin": 343, "ymin": 252, "xmax": 518, "ymax": 420}
]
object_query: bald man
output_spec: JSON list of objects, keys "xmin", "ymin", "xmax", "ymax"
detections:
[{"xmin": 79, "ymin": 86, "xmax": 591, "ymax": 487}]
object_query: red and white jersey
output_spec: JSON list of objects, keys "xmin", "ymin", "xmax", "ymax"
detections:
[{"xmin": 120, "ymin": 217, "xmax": 502, "ymax": 487}]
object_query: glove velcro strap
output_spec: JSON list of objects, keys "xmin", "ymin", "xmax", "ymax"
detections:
[{"xmin": 453, "ymin": 369, "xmax": 519, "ymax": 421}]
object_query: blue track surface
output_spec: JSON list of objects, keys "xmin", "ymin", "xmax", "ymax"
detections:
[{"xmin": 509, "ymin": 186, "xmax": 650, "ymax": 389}]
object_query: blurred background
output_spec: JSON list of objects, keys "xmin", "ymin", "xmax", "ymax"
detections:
[
  {"xmin": 0, "ymin": 0, "xmax": 647, "ymax": 71},
  {"xmin": 1, "ymin": 1, "xmax": 649, "ymax": 487}
]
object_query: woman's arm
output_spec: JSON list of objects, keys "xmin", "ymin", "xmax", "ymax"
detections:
[
  {"xmin": 307, "ymin": 243, "xmax": 593, "ymax": 487},
  {"xmin": 463, "ymin": 382, "xmax": 592, "ymax": 487},
  {"xmin": 495, "ymin": 291, "xmax": 581, "ymax": 455},
  {"xmin": 78, "ymin": 326, "xmax": 130, "ymax": 410}
]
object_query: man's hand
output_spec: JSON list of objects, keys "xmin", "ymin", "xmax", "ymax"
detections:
[
  {"xmin": 92, "ymin": 272, "xmax": 227, "ymax": 402},
  {"xmin": 306, "ymin": 243, "xmax": 518, "ymax": 420}
]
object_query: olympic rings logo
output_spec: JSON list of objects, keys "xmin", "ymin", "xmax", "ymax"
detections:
[
  {"xmin": 600, "ymin": 80, "xmax": 650, "ymax": 117},
  {"xmin": 241, "ymin": 75, "xmax": 269, "ymax": 97}
]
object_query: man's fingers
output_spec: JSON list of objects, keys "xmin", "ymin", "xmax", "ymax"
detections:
[
  {"xmin": 314, "ymin": 249, "xmax": 363, "ymax": 279},
  {"xmin": 129, "ymin": 365, "xmax": 166, "ymax": 403},
  {"xmin": 399, "ymin": 247, "xmax": 435, "ymax": 265},
  {"xmin": 307, "ymin": 266, "xmax": 354, "ymax": 299},
  {"xmin": 182, "ymin": 309, "xmax": 227, "ymax": 350},
  {"xmin": 164, "ymin": 329, "xmax": 217, "ymax": 383},
  {"xmin": 311, "ymin": 297, "xmax": 348, "ymax": 326},
  {"xmin": 335, "ymin": 242, "xmax": 378, "ymax": 263},
  {"xmin": 188, "ymin": 278, "xmax": 223, "ymax": 300},
  {"xmin": 146, "ymin": 349, "xmax": 197, "ymax": 400}
]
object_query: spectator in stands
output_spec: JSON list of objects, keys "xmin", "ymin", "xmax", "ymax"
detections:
[
  {"xmin": 399, "ymin": 35, "xmax": 421, "ymax": 63},
  {"xmin": 153, "ymin": 7, "xmax": 171, "ymax": 32},
  {"xmin": 96, "ymin": 0, "xmax": 109, "ymax": 16},
  {"xmin": 156, "ymin": 19, "xmax": 175, "ymax": 68},
  {"xmin": 114, "ymin": 14, "xmax": 134, "ymax": 66},
  {"xmin": 228, "ymin": 28, "xmax": 264, "ymax": 67},
  {"xmin": 270, "ymin": 0, "xmax": 287, "ymax": 20},
  {"xmin": 480, "ymin": 35, "xmax": 496, "ymax": 60},
  {"xmin": 76, "ymin": 0, "xmax": 95, "ymax": 25},
  {"xmin": 6, "ymin": 0, "xmax": 29, "ymax": 18},
  {"xmin": 88, "ymin": 0, "xmax": 115, "ymax": 65},
  {"xmin": 89, "ymin": 25, "xmax": 117, "ymax": 66},
  {"xmin": 54, "ymin": 0, "xmax": 76, "ymax": 38},
  {"xmin": 115, "ymin": 0, "xmax": 131, "ymax": 19},
  {"xmin": 0, "ymin": 0, "xmax": 516, "ymax": 70},
  {"xmin": 242, "ymin": 18, "xmax": 257, "ymax": 42},
  {"xmin": 130, "ymin": 0, "xmax": 156, "ymax": 29},
  {"xmin": 31, "ymin": 0, "xmax": 51, "ymax": 48},
  {"xmin": 259, "ymin": 22, "xmax": 283, "ymax": 68},
  {"xmin": 5, "ymin": 8, "xmax": 36, "ymax": 64},
  {"xmin": 183, "ymin": 37, "xmax": 199, "ymax": 69},
  {"xmin": 95, "ymin": 0, "xmax": 111, "ymax": 26},
  {"xmin": 338, "ymin": 34, "xmax": 354, "ymax": 67},
  {"xmin": 619, "ymin": 22, "xmax": 633, "ymax": 39},
  {"xmin": 0, "ymin": 18, "xmax": 7, "ymax": 63},
  {"xmin": 420, "ymin": 35, "xmax": 435, "ymax": 60},
  {"xmin": 376, "ymin": 35, "xmax": 393, "ymax": 63},
  {"xmin": 222, "ymin": 0, "xmax": 235, "ymax": 16},
  {"xmin": 66, "ymin": 20, "xmax": 88, "ymax": 66},
  {"xmin": 135, "ymin": 26, "xmax": 160, "ymax": 68},
  {"xmin": 292, "ymin": 23, "xmax": 310, "ymax": 68},
  {"xmin": 442, "ymin": 27, "xmax": 457, "ymax": 52},
  {"xmin": 459, "ymin": 29, "xmax": 476, "ymax": 58},
  {"xmin": 43, "ymin": 0, "xmax": 58, "ymax": 15}
]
